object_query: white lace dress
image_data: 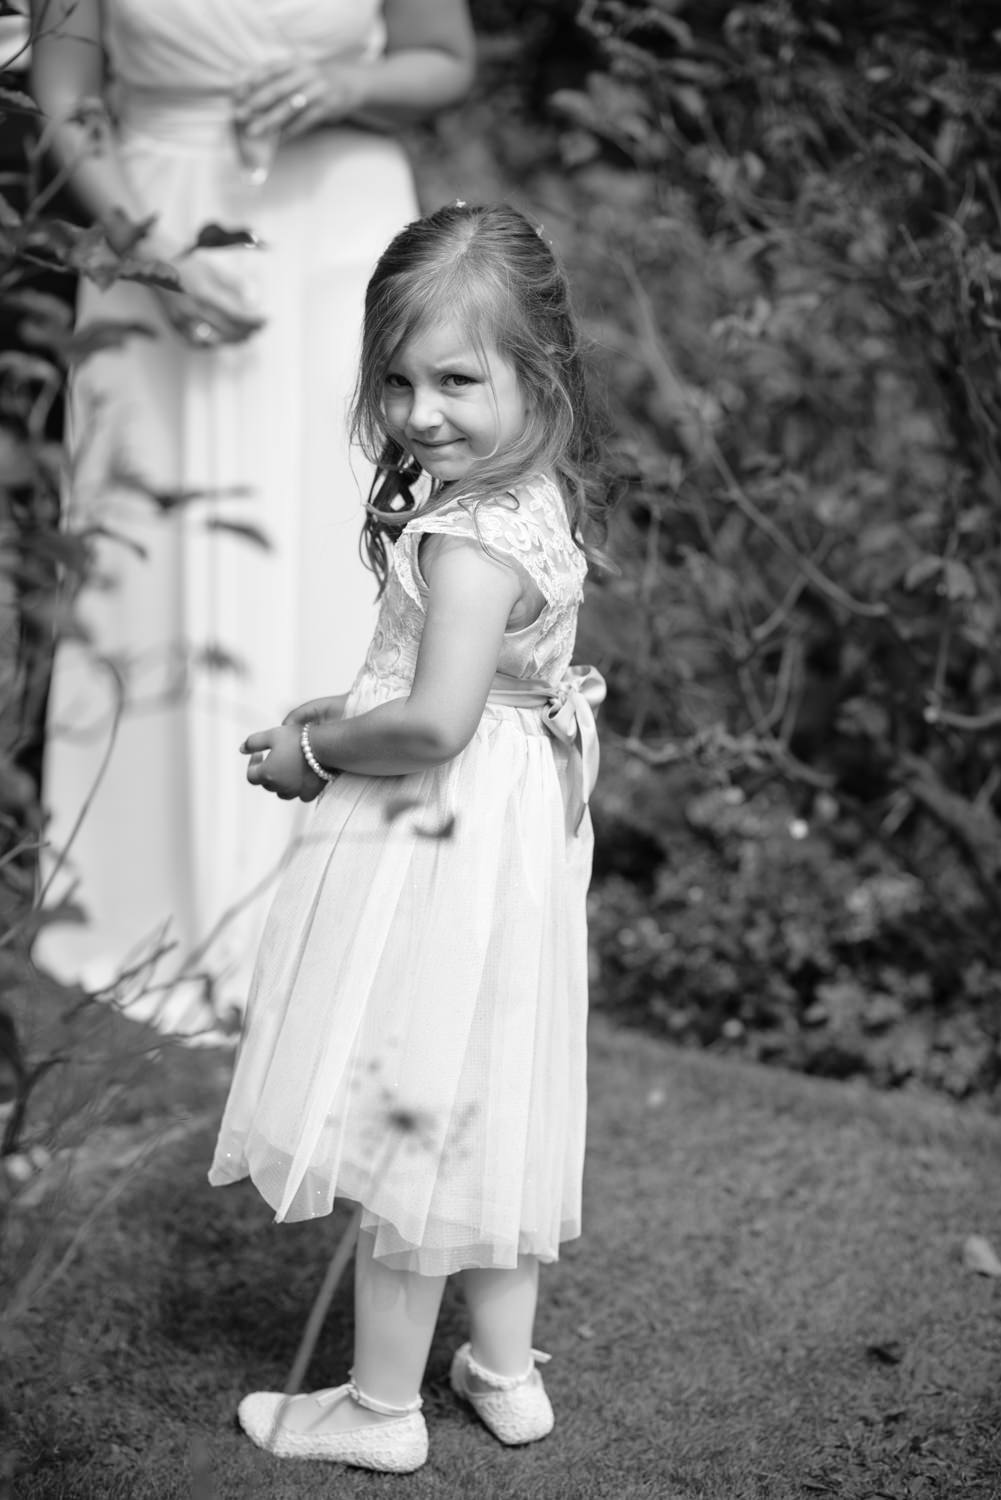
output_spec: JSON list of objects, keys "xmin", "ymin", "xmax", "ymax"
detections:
[{"xmin": 209, "ymin": 475, "xmax": 596, "ymax": 1274}]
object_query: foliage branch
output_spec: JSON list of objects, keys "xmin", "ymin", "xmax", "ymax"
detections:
[{"xmin": 465, "ymin": 0, "xmax": 1001, "ymax": 1091}]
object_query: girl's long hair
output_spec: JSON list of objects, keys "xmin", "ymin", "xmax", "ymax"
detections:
[{"xmin": 351, "ymin": 202, "xmax": 610, "ymax": 590}]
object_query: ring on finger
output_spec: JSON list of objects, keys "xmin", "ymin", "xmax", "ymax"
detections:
[{"xmin": 287, "ymin": 89, "xmax": 309, "ymax": 114}]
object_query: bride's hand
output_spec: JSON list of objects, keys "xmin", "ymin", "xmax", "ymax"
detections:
[
  {"xmin": 154, "ymin": 250, "xmax": 266, "ymax": 349},
  {"xmin": 233, "ymin": 59, "xmax": 366, "ymax": 145}
]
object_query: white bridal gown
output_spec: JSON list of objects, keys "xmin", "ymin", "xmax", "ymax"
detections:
[{"xmin": 38, "ymin": 0, "xmax": 418, "ymax": 1028}]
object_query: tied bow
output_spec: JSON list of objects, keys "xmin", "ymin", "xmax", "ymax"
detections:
[
  {"xmin": 541, "ymin": 665, "xmax": 606, "ymax": 836},
  {"xmin": 487, "ymin": 664, "xmax": 607, "ymax": 836}
]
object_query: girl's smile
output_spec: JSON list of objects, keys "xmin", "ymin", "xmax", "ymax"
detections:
[{"xmin": 382, "ymin": 321, "xmax": 528, "ymax": 481}]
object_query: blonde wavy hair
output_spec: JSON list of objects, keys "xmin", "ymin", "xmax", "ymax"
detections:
[{"xmin": 350, "ymin": 202, "xmax": 610, "ymax": 589}]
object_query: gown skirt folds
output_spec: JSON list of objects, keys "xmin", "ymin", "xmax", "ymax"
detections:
[
  {"xmin": 210, "ymin": 475, "xmax": 597, "ymax": 1275},
  {"xmin": 37, "ymin": 0, "xmax": 418, "ymax": 1019}
]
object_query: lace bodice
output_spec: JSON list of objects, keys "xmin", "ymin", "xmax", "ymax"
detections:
[{"xmin": 351, "ymin": 474, "xmax": 587, "ymax": 705}]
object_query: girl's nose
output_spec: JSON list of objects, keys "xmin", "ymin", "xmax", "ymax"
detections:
[{"xmin": 408, "ymin": 387, "xmax": 443, "ymax": 434}]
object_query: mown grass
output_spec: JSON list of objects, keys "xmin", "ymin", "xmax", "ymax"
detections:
[{"xmin": 2, "ymin": 1010, "xmax": 1000, "ymax": 1499}]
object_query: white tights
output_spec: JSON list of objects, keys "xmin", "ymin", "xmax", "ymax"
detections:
[
  {"xmin": 276, "ymin": 1230, "xmax": 543, "ymax": 1435},
  {"xmin": 353, "ymin": 1229, "xmax": 541, "ymax": 1409}
]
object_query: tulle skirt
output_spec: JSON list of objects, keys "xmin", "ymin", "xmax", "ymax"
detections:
[{"xmin": 209, "ymin": 683, "xmax": 592, "ymax": 1275}]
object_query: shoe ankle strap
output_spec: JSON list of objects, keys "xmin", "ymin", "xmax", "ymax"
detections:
[
  {"xmin": 463, "ymin": 1346, "xmax": 551, "ymax": 1390},
  {"xmin": 347, "ymin": 1373, "xmax": 423, "ymax": 1417}
]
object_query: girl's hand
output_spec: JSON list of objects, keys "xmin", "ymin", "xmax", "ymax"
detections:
[
  {"xmin": 282, "ymin": 694, "xmax": 349, "ymax": 728},
  {"xmin": 241, "ymin": 724, "xmax": 327, "ymax": 802},
  {"xmin": 233, "ymin": 59, "xmax": 366, "ymax": 145},
  {"xmin": 154, "ymin": 250, "xmax": 265, "ymax": 350}
]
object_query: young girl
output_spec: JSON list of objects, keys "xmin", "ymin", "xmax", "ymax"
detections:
[{"xmin": 208, "ymin": 201, "xmax": 609, "ymax": 1473}]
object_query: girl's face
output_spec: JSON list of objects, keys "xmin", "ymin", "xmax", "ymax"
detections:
[{"xmin": 381, "ymin": 319, "xmax": 529, "ymax": 483}]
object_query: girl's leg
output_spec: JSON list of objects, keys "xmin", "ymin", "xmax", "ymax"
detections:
[
  {"xmin": 351, "ymin": 1225, "xmax": 447, "ymax": 1408},
  {"xmin": 279, "ymin": 1227, "xmax": 447, "ymax": 1434},
  {"xmin": 460, "ymin": 1255, "xmax": 540, "ymax": 1385},
  {"xmin": 451, "ymin": 1257, "xmax": 554, "ymax": 1446}
]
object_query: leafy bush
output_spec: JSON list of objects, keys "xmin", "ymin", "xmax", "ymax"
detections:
[
  {"xmin": 464, "ymin": 0, "xmax": 1001, "ymax": 1099},
  {"xmin": 589, "ymin": 757, "xmax": 1001, "ymax": 1099}
]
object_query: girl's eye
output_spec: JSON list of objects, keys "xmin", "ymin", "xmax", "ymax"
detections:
[
  {"xmin": 384, "ymin": 373, "xmax": 409, "ymax": 390},
  {"xmin": 444, "ymin": 373, "xmax": 475, "ymax": 388}
]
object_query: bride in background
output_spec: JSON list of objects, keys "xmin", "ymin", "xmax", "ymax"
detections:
[{"xmin": 29, "ymin": 0, "xmax": 475, "ymax": 1031}]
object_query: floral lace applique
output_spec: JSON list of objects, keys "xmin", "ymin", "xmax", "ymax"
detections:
[
  {"xmin": 394, "ymin": 474, "xmax": 585, "ymax": 613},
  {"xmin": 357, "ymin": 474, "xmax": 587, "ymax": 698}
]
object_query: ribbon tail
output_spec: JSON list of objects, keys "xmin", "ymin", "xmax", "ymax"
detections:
[
  {"xmin": 541, "ymin": 665, "xmax": 605, "ymax": 838},
  {"xmin": 570, "ymin": 693, "xmax": 600, "ymax": 836}
]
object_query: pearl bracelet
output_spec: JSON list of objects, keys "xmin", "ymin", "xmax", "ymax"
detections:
[{"xmin": 300, "ymin": 723, "xmax": 336, "ymax": 783}]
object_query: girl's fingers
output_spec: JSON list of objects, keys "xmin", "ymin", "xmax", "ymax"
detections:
[{"xmin": 242, "ymin": 731, "xmax": 273, "ymax": 755}]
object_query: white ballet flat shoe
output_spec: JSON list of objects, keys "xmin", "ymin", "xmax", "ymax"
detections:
[
  {"xmin": 237, "ymin": 1376, "xmax": 428, "ymax": 1473},
  {"xmin": 449, "ymin": 1343, "xmax": 554, "ymax": 1445}
]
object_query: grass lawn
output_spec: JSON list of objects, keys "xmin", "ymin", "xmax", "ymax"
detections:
[{"xmin": 2, "ymin": 1006, "xmax": 1000, "ymax": 1500}]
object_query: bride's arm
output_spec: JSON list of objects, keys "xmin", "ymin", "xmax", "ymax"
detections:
[
  {"xmin": 353, "ymin": 0, "xmax": 477, "ymax": 124},
  {"xmin": 30, "ymin": 0, "xmax": 158, "ymax": 254},
  {"xmin": 233, "ymin": 0, "xmax": 476, "ymax": 145},
  {"xmin": 29, "ymin": 0, "xmax": 264, "ymax": 345}
]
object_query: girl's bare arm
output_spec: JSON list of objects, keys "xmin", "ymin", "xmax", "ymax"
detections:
[{"xmin": 243, "ymin": 536, "xmax": 522, "ymax": 791}]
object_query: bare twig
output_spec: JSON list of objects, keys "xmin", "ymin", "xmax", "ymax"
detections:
[
  {"xmin": 281, "ymin": 1206, "xmax": 362, "ymax": 1401},
  {"xmin": 0, "ymin": 1117, "xmax": 209, "ymax": 1329},
  {"xmin": 620, "ymin": 726, "xmax": 836, "ymax": 790},
  {"xmin": 924, "ymin": 699, "xmax": 1001, "ymax": 733}
]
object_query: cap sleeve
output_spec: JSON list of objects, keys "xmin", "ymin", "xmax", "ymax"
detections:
[{"xmin": 392, "ymin": 479, "xmax": 585, "ymax": 612}]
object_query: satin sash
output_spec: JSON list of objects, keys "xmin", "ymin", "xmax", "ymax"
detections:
[{"xmin": 487, "ymin": 665, "xmax": 606, "ymax": 836}]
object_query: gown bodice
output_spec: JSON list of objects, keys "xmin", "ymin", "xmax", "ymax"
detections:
[
  {"xmin": 353, "ymin": 475, "xmax": 589, "ymax": 707},
  {"xmin": 104, "ymin": 0, "xmax": 385, "ymax": 95}
]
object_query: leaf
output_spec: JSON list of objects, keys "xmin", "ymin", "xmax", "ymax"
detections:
[
  {"xmin": 904, "ymin": 554, "xmax": 942, "ymax": 591},
  {"xmin": 194, "ymin": 644, "xmax": 247, "ymax": 677},
  {"xmin": 0, "ymin": 86, "xmax": 41, "ymax": 116},
  {"xmin": 63, "ymin": 318, "xmax": 158, "ymax": 363},
  {"xmin": 202, "ymin": 517, "xmax": 272, "ymax": 550},
  {"xmin": 114, "ymin": 256, "xmax": 182, "ymax": 291},
  {"xmin": 384, "ymin": 797, "xmax": 420, "ymax": 824},
  {"xmin": 0, "ymin": 349, "xmax": 56, "ymax": 386},
  {"xmin": 836, "ymin": 697, "xmax": 890, "ymax": 740},
  {"xmin": 383, "ymin": 799, "xmax": 456, "ymax": 840},
  {"xmin": 103, "ymin": 208, "xmax": 158, "ymax": 257},
  {"xmin": 865, "ymin": 1340, "xmax": 903, "ymax": 1365},
  {"xmin": 962, "ymin": 1234, "xmax": 1001, "ymax": 1277},
  {"xmin": 28, "ymin": 898, "xmax": 88, "ymax": 933},
  {"xmin": 0, "ymin": 425, "xmax": 32, "ymax": 487},
  {"xmin": 186, "ymin": 222, "xmax": 260, "ymax": 252},
  {"xmin": 118, "ymin": 479, "xmax": 252, "ymax": 512},
  {"xmin": 0, "ymin": 754, "xmax": 36, "ymax": 814},
  {"xmin": 941, "ymin": 559, "xmax": 976, "ymax": 601},
  {"xmin": 4, "ymin": 288, "xmax": 73, "ymax": 330}
]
